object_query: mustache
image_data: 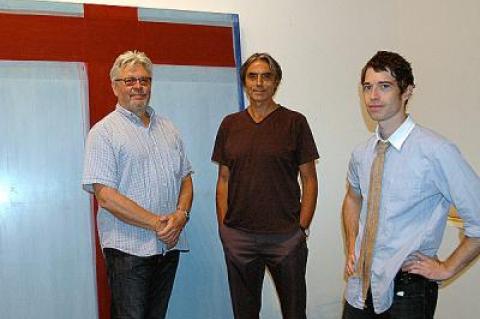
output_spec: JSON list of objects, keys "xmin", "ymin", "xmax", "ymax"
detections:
[{"xmin": 130, "ymin": 88, "xmax": 147, "ymax": 94}]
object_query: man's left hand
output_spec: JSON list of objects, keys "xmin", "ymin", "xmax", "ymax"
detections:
[
  {"xmin": 402, "ymin": 252, "xmax": 453, "ymax": 281},
  {"xmin": 156, "ymin": 210, "xmax": 187, "ymax": 248}
]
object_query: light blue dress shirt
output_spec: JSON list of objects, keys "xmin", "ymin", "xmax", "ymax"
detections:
[
  {"xmin": 82, "ymin": 105, "xmax": 193, "ymax": 256},
  {"xmin": 345, "ymin": 116, "xmax": 480, "ymax": 313}
]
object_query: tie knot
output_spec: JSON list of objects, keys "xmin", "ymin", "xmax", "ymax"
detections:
[{"xmin": 376, "ymin": 141, "xmax": 390, "ymax": 154}]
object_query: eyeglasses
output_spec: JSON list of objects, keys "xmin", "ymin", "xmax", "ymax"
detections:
[{"xmin": 114, "ymin": 77, "xmax": 152, "ymax": 87}]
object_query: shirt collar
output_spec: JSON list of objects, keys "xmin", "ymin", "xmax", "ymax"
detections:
[
  {"xmin": 375, "ymin": 115, "xmax": 416, "ymax": 151},
  {"xmin": 115, "ymin": 104, "xmax": 155, "ymax": 124}
]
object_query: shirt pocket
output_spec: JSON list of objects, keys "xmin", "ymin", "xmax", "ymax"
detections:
[{"xmin": 385, "ymin": 160, "xmax": 422, "ymax": 204}]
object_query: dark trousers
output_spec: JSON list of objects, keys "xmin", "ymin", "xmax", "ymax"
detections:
[
  {"xmin": 219, "ymin": 225, "xmax": 308, "ymax": 319},
  {"xmin": 342, "ymin": 272, "xmax": 438, "ymax": 319},
  {"xmin": 104, "ymin": 248, "xmax": 180, "ymax": 319}
]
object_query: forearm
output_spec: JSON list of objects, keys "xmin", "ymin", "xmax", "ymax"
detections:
[
  {"xmin": 176, "ymin": 174, "xmax": 193, "ymax": 212},
  {"xmin": 299, "ymin": 161, "xmax": 318, "ymax": 229},
  {"xmin": 216, "ymin": 183, "xmax": 228, "ymax": 225},
  {"xmin": 342, "ymin": 185, "xmax": 362, "ymax": 278},
  {"xmin": 443, "ymin": 236, "xmax": 480, "ymax": 277},
  {"xmin": 215, "ymin": 165, "xmax": 229, "ymax": 225},
  {"xmin": 299, "ymin": 177, "xmax": 318, "ymax": 229},
  {"xmin": 155, "ymin": 175, "xmax": 193, "ymax": 246},
  {"xmin": 405, "ymin": 235, "xmax": 480, "ymax": 280},
  {"xmin": 342, "ymin": 186, "xmax": 361, "ymax": 255},
  {"xmin": 94, "ymin": 184, "xmax": 159, "ymax": 231}
]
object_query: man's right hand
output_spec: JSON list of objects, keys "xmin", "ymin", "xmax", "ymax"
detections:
[{"xmin": 344, "ymin": 253, "xmax": 356, "ymax": 280}]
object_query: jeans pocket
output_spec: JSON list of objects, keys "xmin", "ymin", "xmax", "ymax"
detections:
[
  {"xmin": 104, "ymin": 248, "xmax": 140, "ymax": 281},
  {"xmin": 391, "ymin": 274, "xmax": 438, "ymax": 319}
]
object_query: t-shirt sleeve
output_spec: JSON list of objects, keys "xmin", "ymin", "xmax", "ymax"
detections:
[
  {"xmin": 211, "ymin": 119, "xmax": 228, "ymax": 166},
  {"xmin": 295, "ymin": 115, "xmax": 319, "ymax": 165},
  {"xmin": 81, "ymin": 126, "xmax": 119, "ymax": 194}
]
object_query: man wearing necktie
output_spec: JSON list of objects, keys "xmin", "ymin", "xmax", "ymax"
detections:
[{"xmin": 341, "ymin": 51, "xmax": 480, "ymax": 318}]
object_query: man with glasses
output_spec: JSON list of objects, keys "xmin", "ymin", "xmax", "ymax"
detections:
[
  {"xmin": 82, "ymin": 50, "xmax": 193, "ymax": 319},
  {"xmin": 341, "ymin": 50, "xmax": 480, "ymax": 318}
]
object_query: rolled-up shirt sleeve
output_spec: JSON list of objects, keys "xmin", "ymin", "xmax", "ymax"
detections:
[
  {"xmin": 431, "ymin": 142, "xmax": 480, "ymax": 237},
  {"xmin": 347, "ymin": 151, "xmax": 361, "ymax": 196}
]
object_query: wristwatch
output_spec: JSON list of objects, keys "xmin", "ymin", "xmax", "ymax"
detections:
[
  {"xmin": 177, "ymin": 206, "xmax": 190, "ymax": 223},
  {"xmin": 300, "ymin": 226, "xmax": 310, "ymax": 237}
]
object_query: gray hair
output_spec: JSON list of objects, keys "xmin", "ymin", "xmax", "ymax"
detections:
[
  {"xmin": 240, "ymin": 52, "xmax": 282, "ymax": 93},
  {"xmin": 109, "ymin": 50, "xmax": 153, "ymax": 81}
]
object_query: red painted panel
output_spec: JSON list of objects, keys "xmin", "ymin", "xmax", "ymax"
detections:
[
  {"xmin": 0, "ymin": 4, "xmax": 236, "ymax": 319},
  {"xmin": 0, "ymin": 7, "xmax": 234, "ymax": 66},
  {"xmin": 0, "ymin": 13, "xmax": 85, "ymax": 61},
  {"xmin": 140, "ymin": 22, "xmax": 235, "ymax": 67},
  {"xmin": 84, "ymin": 3, "xmax": 138, "ymax": 21}
]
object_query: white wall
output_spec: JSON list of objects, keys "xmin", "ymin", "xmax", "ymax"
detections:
[{"xmin": 37, "ymin": 0, "xmax": 480, "ymax": 318}]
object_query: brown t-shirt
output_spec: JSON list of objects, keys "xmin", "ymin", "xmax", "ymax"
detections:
[{"xmin": 212, "ymin": 106, "xmax": 319, "ymax": 233}]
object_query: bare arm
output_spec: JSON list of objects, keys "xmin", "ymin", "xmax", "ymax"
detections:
[
  {"xmin": 298, "ymin": 161, "xmax": 318, "ymax": 230},
  {"xmin": 403, "ymin": 236, "xmax": 480, "ymax": 281},
  {"xmin": 342, "ymin": 185, "xmax": 362, "ymax": 278},
  {"xmin": 156, "ymin": 174, "xmax": 193, "ymax": 247},
  {"xmin": 93, "ymin": 183, "xmax": 159, "ymax": 231},
  {"xmin": 215, "ymin": 165, "xmax": 230, "ymax": 226},
  {"xmin": 176, "ymin": 174, "xmax": 194, "ymax": 213}
]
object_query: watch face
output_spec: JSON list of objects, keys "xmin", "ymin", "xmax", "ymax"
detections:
[
  {"xmin": 300, "ymin": 227, "xmax": 309, "ymax": 237},
  {"xmin": 177, "ymin": 206, "xmax": 190, "ymax": 222}
]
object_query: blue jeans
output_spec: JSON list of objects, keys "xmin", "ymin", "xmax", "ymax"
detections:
[
  {"xmin": 342, "ymin": 272, "xmax": 438, "ymax": 319},
  {"xmin": 104, "ymin": 248, "xmax": 180, "ymax": 319}
]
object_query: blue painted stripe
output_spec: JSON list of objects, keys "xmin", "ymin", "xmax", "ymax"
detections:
[
  {"xmin": 232, "ymin": 14, "xmax": 245, "ymax": 110},
  {"xmin": 139, "ymin": 7, "xmax": 235, "ymax": 27},
  {"xmin": 0, "ymin": 0, "xmax": 83, "ymax": 17}
]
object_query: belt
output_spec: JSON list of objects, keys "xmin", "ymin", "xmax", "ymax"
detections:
[{"xmin": 395, "ymin": 271, "xmax": 432, "ymax": 283}]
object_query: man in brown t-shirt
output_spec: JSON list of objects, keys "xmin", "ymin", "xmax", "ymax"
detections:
[{"xmin": 212, "ymin": 52, "xmax": 319, "ymax": 319}]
